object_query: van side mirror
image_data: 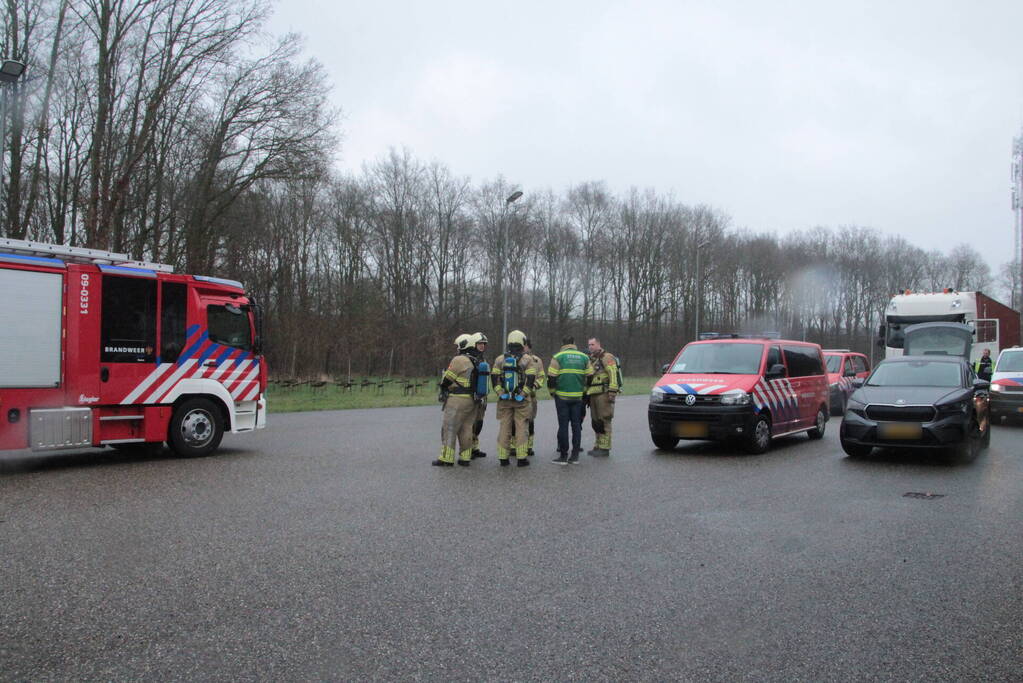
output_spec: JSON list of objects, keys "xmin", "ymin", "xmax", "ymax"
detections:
[
  {"xmin": 851, "ymin": 378, "xmax": 865, "ymax": 388},
  {"xmin": 660, "ymin": 363, "xmax": 670, "ymax": 373},
  {"xmin": 973, "ymin": 378, "xmax": 990, "ymax": 391},
  {"xmin": 878, "ymin": 324, "xmax": 886, "ymax": 337},
  {"xmin": 767, "ymin": 363, "xmax": 786, "ymax": 379}
]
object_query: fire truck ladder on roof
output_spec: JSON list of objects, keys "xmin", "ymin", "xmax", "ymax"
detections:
[{"xmin": 0, "ymin": 237, "xmax": 174, "ymax": 273}]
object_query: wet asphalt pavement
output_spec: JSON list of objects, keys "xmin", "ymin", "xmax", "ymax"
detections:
[{"xmin": 2, "ymin": 395, "xmax": 1022, "ymax": 681}]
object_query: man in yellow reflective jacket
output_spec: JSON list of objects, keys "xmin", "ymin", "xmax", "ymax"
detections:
[
  {"xmin": 586, "ymin": 337, "xmax": 620, "ymax": 456},
  {"xmin": 432, "ymin": 334, "xmax": 477, "ymax": 467},
  {"xmin": 492, "ymin": 329, "xmax": 538, "ymax": 467},
  {"xmin": 470, "ymin": 332, "xmax": 490, "ymax": 459},
  {"xmin": 524, "ymin": 338, "xmax": 546, "ymax": 456}
]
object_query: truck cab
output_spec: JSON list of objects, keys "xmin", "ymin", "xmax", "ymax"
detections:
[{"xmin": 0, "ymin": 238, "xmax": 266, "ymax": 457}]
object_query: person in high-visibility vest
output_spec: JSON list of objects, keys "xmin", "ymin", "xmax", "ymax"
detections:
[
  {"xmin": 586, "ymin": 337, "xmax": 620, "ymax": 456},
  {"xmin": 470, "ymin": 332, "xmax": 490, "ymax": 459},
  {"xmin": 975, "ymin": 348, "xmax": 994, "ymax": 381},
  {"xmin": 433, "ymin": 334, "xmax": 477, "ymax": 467},
  {"xmin": 547, "ymin": 335, "xmax": 594, "ymax": 464},
  {"xmin": 524, "ymin": 338, "xmax": 546, "ymax": 456},
  {"xmin": 491, "ymin": 330, "xmax": 538, "ymax": 467}
]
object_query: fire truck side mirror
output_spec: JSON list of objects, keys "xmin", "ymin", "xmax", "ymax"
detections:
[{"xmin": 251, "ymin": 302, "xmax": 264, "ymax": 355}]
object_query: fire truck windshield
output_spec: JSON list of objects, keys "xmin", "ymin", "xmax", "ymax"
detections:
[
  {"xmin": 669, "ymin": 342, "xmax": 764, "ymax": 375},
  {"xmin": 208, "ymin": 304, "xmax": 253, "ymax": 350}
]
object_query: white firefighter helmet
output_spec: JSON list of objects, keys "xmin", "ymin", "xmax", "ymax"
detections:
[
  {"xmin": 455, "ymin": 333, "xmax": 472, "ymax": 351},
  {"xmin": 507, "ymin": 329, "xmax": 527, "ymax": 347},
  {"xmin": 470, "ymin": 332, "xmax": 489, "ymax": 346}
]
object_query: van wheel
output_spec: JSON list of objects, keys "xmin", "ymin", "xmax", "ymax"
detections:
[
  {"xmin": 168, "ymin": 398, "xmax": 224, "ymax": 458},
  {"xmin": 745, "ymin": 415, "xmax": 771, "ymax": 454},
  {"xmin": 651, "ymin": 434, "xmax": 679, "ymax": 450},
  {"xmin": 807, "ymin": 407, "xmax": 827, "ymax": 440}
]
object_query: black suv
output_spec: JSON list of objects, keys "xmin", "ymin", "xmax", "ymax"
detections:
[{"xmin": 839, "ymin": 323, "xmax": 990, "ymax": 459}]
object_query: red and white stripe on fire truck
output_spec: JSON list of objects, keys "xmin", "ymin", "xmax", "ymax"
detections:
[
  {"xmin": 831, "ymin": 376, "xmax": 857, "ymax": 397},
  {"xmin": 120, "ymin": 324, "xmax": 261, "ymax": 405},
  {"xmin": 656, "ymin": 381, "xmax": 731, "ymax": 396},
  {"xmin": 656, "ymin": 378, "xmax": 800, "ymax": 422},
  {"xmin": 750, "ymin": 378, "xmax": 799, "ymax": 423}
]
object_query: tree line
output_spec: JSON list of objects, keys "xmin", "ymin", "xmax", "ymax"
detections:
[{"xmin": 2, "ymin": 1, "xmax": 1015, "ymax": 378}]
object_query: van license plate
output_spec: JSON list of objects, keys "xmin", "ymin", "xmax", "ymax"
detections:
[
  {"xmin": 879, "ymin": 423, "xmax": 922, "ymax": 440},
  {"xmin": 675, "ymin": 422, "xmax": 708, "ymax": 438}
]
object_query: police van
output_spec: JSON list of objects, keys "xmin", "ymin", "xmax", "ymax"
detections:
[
  {"xmin": 990, "ymin": 346, "xmax": 1023, "ymax": 421},
  {"xmin": 649, "ymin": 335, "xmax": 830, "ymax": 453}
]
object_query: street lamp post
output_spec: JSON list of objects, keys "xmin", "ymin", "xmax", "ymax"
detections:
[
  {"xmin": 694, "ymin": 239, "xmax": 709, "ymax": 340},
  {"xmin": 501, "ymin": 190, "xmax": 523, "ymax": 347},
  {"xmin": 0, "ymin": 59, "xmax": 26, "ymax": 196}
]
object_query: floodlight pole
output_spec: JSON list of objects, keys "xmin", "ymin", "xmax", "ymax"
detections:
[
  {"xmin": 694, "ymin": 239, "xmax": 710, "ymax": 340},
  {"xmin": 501, "ymin": 190, "xmax": 523, "ymax": 347},
  {"xmin": 0, "ymin": 60, "xmax": 27, "ymax": 201}
]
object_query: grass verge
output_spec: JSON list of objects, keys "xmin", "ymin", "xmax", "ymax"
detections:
[{"xmin": 268, "ymin": 377, "xmax": 660, "ymax": 413}]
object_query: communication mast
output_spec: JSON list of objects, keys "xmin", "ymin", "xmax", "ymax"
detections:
[{"xmin": 1012, "ymin": 134, "xmax": 1023, "ymax": 311}]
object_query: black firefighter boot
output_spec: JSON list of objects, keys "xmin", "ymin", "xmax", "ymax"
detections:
[
  {"xmin": 471, "ymin": 448, "xmax": 487, "ymax": 459},
  {"xmin": 587, "ymin": 448, "xmax": 610, "ymax": 457}
]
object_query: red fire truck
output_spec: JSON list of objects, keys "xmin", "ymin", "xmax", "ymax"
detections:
[{"xmin": 0, "ymin": 238, "xmax": 266, "ymax": 457}]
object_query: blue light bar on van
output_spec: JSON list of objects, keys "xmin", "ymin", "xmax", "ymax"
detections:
[
  {"xmin": 194, "ymin": 275, "xmax": 245, "ymax": 290},
  {"xmin": 98, "ymin": 265, "xmax": 157, "ymax": 277},
  {"xmin": 0, "ymin": 252, "xmax": 66, "ymax": 267}
]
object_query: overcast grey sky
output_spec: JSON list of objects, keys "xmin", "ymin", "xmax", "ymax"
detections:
[{"xmin": 268, "ymin": 1, "xmax": 1023, "ymax": 270}]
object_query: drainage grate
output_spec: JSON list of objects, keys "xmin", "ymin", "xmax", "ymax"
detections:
[{"xmin": 904, "ymin": 492, "xmax": 945, "ymax": 500}]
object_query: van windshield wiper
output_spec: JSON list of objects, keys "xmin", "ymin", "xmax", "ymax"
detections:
[{"xmin": 683, "ymin": 370, "xmax": 738, "ymax": 374}]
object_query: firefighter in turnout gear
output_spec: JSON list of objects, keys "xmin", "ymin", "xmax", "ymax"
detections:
[
  {"xmin": 524, "ymin": 338, "xmax": 546, "ymax": 456},
  {"xmin": 433, "ymin": 334, "xmax": 477, "ymax": 467},
  {"xmin": 492, "ymin": 329, "xmax": 538, "ymax": 467},
  {"xmin": 470, "ymin": 332, "xmax": 490, "ymax": 459},
  {"xmin": 586, "ymin": 337, "xmax": 620, "ymax": 456}
]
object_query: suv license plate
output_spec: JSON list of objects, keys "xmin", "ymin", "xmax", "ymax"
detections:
[{"xmin": 879, "ymin": 423, "xmax": 922, "ymax": 440}]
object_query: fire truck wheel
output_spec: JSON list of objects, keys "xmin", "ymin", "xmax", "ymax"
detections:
[
  {"xmin": 169, "ymin": 398, "xmax": 224, "ymax": 458},
  {"xmin": 744, "ymin": 415, "xmax": 771, "ymax": 454},
  {"xmin": 807, "ymin": 406, "xmax": 827, "ymax": 440}
]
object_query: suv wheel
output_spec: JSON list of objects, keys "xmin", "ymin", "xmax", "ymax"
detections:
[{"xmin": 651, "ymin": 434, "xmax": 679, "ymax": 450}]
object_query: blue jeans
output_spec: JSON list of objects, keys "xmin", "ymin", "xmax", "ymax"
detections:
[{"xmin": 554, "ymin": 397, "xmax": 584, "ymax": 454}]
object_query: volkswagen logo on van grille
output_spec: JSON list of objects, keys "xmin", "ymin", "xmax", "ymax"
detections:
[{"xmin": 685, "ymin": 394, "xmax": 697, "ymax": 406}]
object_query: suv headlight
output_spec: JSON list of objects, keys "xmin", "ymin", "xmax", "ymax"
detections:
[
  {"xmin": 846, "ymin": 396, "xmax": 867, "ymax": 416},
  {"xmin": 991, "ymin": 383, "xmax": 1003, "ymax": 392},
  {"xmin": 650, "ymin": 390, "xmax": 664, "ymax": 404},
  {"xmin": 720, "ymin": 392, "xmax": 751, "ymax": 406},
  {"xmin": 937, "ymin": 400, "xmax": 969, "ymax": 414}
]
